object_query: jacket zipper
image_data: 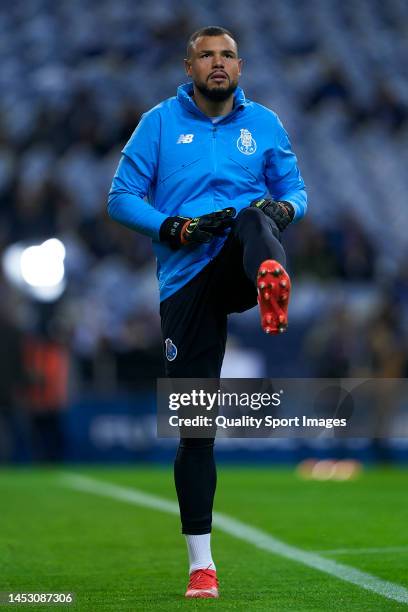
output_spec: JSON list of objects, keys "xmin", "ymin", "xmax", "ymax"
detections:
[{"xmin": 212, "ymin": 125, "xmax": 217, "ymax": 209}]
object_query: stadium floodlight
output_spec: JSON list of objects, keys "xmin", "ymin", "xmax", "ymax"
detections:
[
  {"xmin": 2, "ymin": 238, "xmax": 67, "ymax": 302},
  {"xmin": 20, "ymin": 238, "xmax": 65, "ymax": 287}
]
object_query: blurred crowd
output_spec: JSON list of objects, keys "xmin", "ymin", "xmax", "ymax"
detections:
[{"xmin": 0, "ymin": 0, "xmax": 408, "ymax": 443}]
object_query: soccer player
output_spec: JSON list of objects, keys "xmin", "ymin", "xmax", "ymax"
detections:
[{"xmin": 108, "ymin": 26, "xmax": 307, "ymax": 598}]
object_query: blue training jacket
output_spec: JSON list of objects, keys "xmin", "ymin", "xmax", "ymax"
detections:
[{"xmin": 108, "ymin": 82, "xmax": 307, "ymax": 301}]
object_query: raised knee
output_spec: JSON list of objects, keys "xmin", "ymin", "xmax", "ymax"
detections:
[
  {"xmin": 235, "ymin": 205, "xmax": 280, "ymax": 240},
  {"xmin": 235, "ymin": 206, "xmax": 264, "ymax": 227}
]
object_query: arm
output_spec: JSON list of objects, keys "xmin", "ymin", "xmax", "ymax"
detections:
[
  {"xmin": 265, "ymin": 119, "xmax": 307, "ymax": 221},
  {"xmin": 108, "ymin": 111, "xmax": 235, "ymax": 248},
  {"xmin": 107, "ymin": 111, "xmax": 167, "ymax": 241}
]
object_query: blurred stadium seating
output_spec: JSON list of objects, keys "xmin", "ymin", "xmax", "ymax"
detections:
[{"xmin": 0, "ymin": 0, "xmax": 407, "ymax": 461}]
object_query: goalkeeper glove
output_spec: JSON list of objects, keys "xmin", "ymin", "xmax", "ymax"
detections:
[
  {"xmin": 250, "ymin": 198, "xmax": 294, "ymax": 232},
  {"xmin": 160, "ymin": 207, "xmax": 236, "ymax": 250}
]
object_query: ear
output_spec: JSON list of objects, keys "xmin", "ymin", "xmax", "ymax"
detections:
[
  {"xmin": 237, "ymin": 58, "xmax": 243, "ymax": 77},
  {"xmin": 184, "ymin": 58, "xmax": 192, "ymax": 77}
]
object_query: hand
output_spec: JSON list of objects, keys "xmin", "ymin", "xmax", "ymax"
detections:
[
  {"xmin": 160, "ymin": 208, "xmax": 236, "ymax": 249},
  {"xmin": 250, "ymin": 198, "xmax": 294, "ymax": 232}
]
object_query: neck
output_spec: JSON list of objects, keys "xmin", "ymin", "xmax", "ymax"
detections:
[{"xmin": 192, "ymin": 85, "xmax": 234, "ymax": 117}]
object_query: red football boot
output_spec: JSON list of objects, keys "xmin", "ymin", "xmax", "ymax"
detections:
[
  {"xmin": 257, "ymin": 259, "xmax": 291, "ymax": 334},
  {"xmin": 185, "ymin": 568, "xmax": 219, "ymax": 598}
]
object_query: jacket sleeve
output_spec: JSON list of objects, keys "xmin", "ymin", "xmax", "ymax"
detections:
[
  {"xmin": 265, "ymin": 119, "xmax": 307, "ymax": 221},
  {"xmin": 107, "ymin": 111, "xmax": 167, "ymax": 240}
]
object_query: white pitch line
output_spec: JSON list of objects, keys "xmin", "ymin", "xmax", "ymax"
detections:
[
  {"xmin": 315, "ymin": 546, "xmax": 408, "ymax": 556},
  {"xmin": 61, "ymin": 473, "xmax": 408, "ymax": 606}
]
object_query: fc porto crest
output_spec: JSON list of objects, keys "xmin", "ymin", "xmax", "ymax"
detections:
[
  {"xmin": 165, "ymin": 338, "xmax": 177, "ymax": 361},
  {"xmin": 237, "ymin": 128, "xmax": 257, "ymax": 155}
]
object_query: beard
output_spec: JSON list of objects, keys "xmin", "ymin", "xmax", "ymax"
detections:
[{"xmin": 195, "ymin": 78, "xmax": 238, "ymax": 102}]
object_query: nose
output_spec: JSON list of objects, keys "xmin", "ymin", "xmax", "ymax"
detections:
[{"xmin": 212, "ymin": 54, "xmax": 225, "ymax": 68}]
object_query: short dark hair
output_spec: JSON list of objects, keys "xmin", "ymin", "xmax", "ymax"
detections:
[{"xmin": 186, "ymin": 26, "xmax": 237, "ymax": 58}]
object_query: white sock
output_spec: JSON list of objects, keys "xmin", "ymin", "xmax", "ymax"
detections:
[{"xmin": 185, "ymin": 533, "xmax": 216, "ymax": 574}]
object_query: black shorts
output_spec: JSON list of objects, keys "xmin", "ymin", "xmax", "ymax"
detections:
[{"xmin": 160, "ymin": 232, "xmax": 257, "ymax": 377}]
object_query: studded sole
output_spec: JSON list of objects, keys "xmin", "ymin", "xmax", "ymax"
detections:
[{"xmin": 257, "ymin": 260, "xmax": 291, "ymax": 335}]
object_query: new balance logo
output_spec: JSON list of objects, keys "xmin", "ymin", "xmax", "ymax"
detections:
[{"xmin": 177, "ymin": 134, "xmax": 194, "ymax": 144}]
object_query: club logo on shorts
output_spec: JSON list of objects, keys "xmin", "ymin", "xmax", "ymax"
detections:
[
  {"xmin": 165, "ymin": 338, "xmax": 177, "ymax": 361},
  {"xmin": 237, "ymin": 128, "xmax": 257, "ymax": 155}
]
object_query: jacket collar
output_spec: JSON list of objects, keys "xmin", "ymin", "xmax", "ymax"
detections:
[{"xmin": 177, "ymin": 82, "xmax": 247, "ymax": 121}]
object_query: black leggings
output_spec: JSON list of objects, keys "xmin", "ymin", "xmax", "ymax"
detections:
[
  {"xmin": 174, "ymin": 437, "xmax": 216, "ymax": 534},
  {"xmin": 166, "ymin": 207, "xmax": 286, "ymax": 533}
]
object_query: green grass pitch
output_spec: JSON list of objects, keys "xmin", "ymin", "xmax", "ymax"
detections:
[{"xmin": 1, "ymin": 466, "xmax": 407, "ymax": 611}]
